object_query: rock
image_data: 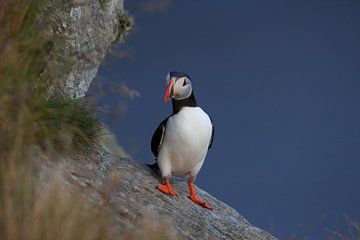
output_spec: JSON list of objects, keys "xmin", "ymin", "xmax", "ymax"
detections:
[
  {"xmin": 61, "ymin": 148, "xmax": 277, "ymax": 240},
  {"xmin": 36, "ymin": 1, "xmax": 277, "ymax": 238},
  {"xmin": 39, "ymin": 0, "xmax": 132, "ymax": 98}
]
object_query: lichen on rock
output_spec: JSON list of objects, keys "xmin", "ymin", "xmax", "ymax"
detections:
[{"xmin": 40, "ymin": 0, "xmax": 132, "ymax": 99}]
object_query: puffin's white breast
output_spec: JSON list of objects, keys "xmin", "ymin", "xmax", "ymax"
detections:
[{"xmin": 159, "ymin": 107, "xmax": 212, "ymax": 176}]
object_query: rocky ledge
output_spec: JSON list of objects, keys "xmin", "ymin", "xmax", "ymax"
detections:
[{"xmin": 59, "ymin": 148, "xmax": 277, "ymax": 240}]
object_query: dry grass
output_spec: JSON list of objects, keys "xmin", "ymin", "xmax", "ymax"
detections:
[
  {"xmin": 326, "ymin": 216, "xmax": 360, "ymax": 240},
  {"xmin": 0, "ymin": 0, "xmax": 102, "ymax": 160},
  {"xmin": 0, "ymin": 157, "xmax": 181, "ymax": 240},
  {"xmin": 0, "ymin": 2, "xmax": 180, "ymax": 239},
  {"xmin": 0, "ymin": 161, "xmax": 114, "ymax": 240},
  {"xmin": 0, "ymin": 1, "xmax": 111, "ymax": 239}
]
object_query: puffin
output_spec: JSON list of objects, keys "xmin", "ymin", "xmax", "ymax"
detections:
[{"xmin": 149, "ymin": 71, "xmax": 214, "ymax": 210}]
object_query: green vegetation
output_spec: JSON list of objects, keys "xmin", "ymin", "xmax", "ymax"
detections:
[
  {"xmin": 113, "ymin": 11, "xmax": 134, "ymax": 44},
  {"xmin": 34, "ymin": 97, "xmax": 103, "ymax": 154},
  {"xmin": 0, "ymin": 1, "xmax": 109, "ymax": 239},
  {"xmin": 0, "ymin": 0, "xmax": 102, "ymax": 161},
  {"xmin": 99, "ymin": 0, "xmax": 112, "ymax": 8},
  {"xmin": 0, "ymin": 1, "xmax": 177, "ymax": 239}
]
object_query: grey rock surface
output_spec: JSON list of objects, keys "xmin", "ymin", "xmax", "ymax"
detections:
[
  {"xmin": 40, "ymin": 1, "xmax": 277, "ymax": 238},
  {"xmin": 61, "ymin": 148, "xmax": 277, "ymax": 240},
  {"xmin": 40, "ymin": 0, "xmax": 131, "ymax": 98}
]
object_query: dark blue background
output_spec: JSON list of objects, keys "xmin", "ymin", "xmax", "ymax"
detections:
[{"xmin": 92, "ymin": 1, "xmax": 360, "ymax": 238}]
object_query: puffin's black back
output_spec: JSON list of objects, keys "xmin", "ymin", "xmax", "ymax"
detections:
[
  {"xmin": 151, "ymin": 117, "xmax": 169, "ymax": 157},
  {"xmin": 148, "ymin": 71, "xmax": 215, "ymax": 171}
]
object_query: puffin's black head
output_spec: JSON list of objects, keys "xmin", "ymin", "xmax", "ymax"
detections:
[{"xmin": 163, "ymin": 71, "xmax": 192, "ymax": 102}]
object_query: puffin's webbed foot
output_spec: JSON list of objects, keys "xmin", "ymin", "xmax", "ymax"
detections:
[
  {"xmin": 188, "ymin": 181, "xmax": 213, "ymax": 210},
  {"xmin": 156, "ymin": 178, "xmax": 177, "ymax": 196},
  {"xmin": 189, "ymin": 194, "xmax": 212, "ymax": 210}
]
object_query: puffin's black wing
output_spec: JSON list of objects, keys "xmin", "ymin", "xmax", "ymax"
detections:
[
  {"xmin": 208, "ymin": 120, "xmax": 214, "ymax": 149},
  {"xmin": 151, "ymin": 117, "xmax": 169, "ymax": 158}
]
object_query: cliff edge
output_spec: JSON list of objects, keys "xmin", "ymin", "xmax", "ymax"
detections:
[
  {"xmin": 32, "ymin": 1, "xmax": 277, "ymax": 239},
  {"xmin": 54, "ymin": 147, "xmax": 277, "ymax": 240}
]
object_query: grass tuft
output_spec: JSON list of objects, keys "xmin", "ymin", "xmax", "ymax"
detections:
[
  {"xmin": 34, "ymin": 97, "xmax": 103, "ymax": 154},
  {"xmin": 0, "ymin": 0, "xmax": 103, "ymax": 160},
  {"xmin": 0, "ymin": 1, "xmax": 180, "ymax": 240},
  {"xmin": 113, "ymin": 12, "xmax": 133, "ymax": 44}
]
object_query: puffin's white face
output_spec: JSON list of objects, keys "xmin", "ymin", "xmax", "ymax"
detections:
[{"xmin": 163, "ymin": 74, "xmax": 192, "ymax": 102}]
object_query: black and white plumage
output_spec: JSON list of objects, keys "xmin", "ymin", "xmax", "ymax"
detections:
[
  {"xmin": 150, "ymin": 71, "xmax": 214, "ymax": 210},
  {"xmin": 150, "ymin": 71, "xmax": 214, "ymax": 183}
]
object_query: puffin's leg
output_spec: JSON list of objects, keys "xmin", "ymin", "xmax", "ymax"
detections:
[
  {"xmin": 156, "ymin": 178, "xmax": 177, "ymax": 196},
  {"xmin": 188, "ymin": 181, "xmax": 213, "ymax": 210}
]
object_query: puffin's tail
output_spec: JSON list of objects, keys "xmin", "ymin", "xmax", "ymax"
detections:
[{"xmin": 147, "ymin": 162, "xmax": 159, "ymax": 172}]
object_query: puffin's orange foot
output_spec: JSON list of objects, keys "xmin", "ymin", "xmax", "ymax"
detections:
[
  {"xmin": 189, "ymin": 195, "xmax": 213, "ymax": 210},
  {"xmin": 187, "ymin": 181, "xmax": 213, "ymax": 210},
  {"xmin": 156, "ymin": 178, "xmax": 177, "ymax": 196},
  {"xmin": 156, "ymin": 184, "xmax": 177, "ymax": 196}
]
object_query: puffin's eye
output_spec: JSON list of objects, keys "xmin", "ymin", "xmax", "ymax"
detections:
[{"xmin": 183, "ymin": 79, "xmax": 187, "ymax": 87}]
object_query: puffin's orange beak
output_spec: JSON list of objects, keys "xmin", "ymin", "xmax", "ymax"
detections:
[{"xmin": 163, "ymin": 79, "xmax": 175, "ymax": 102}]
